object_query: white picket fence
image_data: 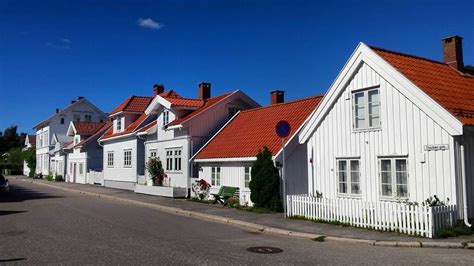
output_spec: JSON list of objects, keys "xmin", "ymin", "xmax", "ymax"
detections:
[
  {"xmin": 87, "ymin": 170, "xmax": 104, "ymax": 186},
  {"xmin": 287, "ymin": 194, "xmax": 457, "ymax": 238}
]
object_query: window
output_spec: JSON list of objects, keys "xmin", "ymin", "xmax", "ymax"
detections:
[
  {"xmin": 163, "ymin": 110, "xmax": 169, "ymax": 126},
  {"xmin": 353, "ymin": 88, "xmax": 380, "ymax": 130},
  {"xmin": 123, "ymin": 150, "xmax": 132, "ymax": 167},
  {"xmin": 380, "ymin": 158, "xmax": 408, "ymax": 198},
  {"xmin": 149, "ymin": 149, "xmax": 157, "ymax": 159},
  {"xmin": 44, "ymin": 131, "xmax": 49, "ymax": 147},
  {"xmin": 60, "ymin": 117, "xmax": 65, "ymax": 124},
  {"xmin": 74, "ymin": 136, "xmax": 80, "ymax": 145},
  {"xmin": 244, "ymin": 166, "xmax": 251, "ymax": 188},
  {"xmin": 165, "ymin": 148, "xmax": 182, "ymax": 171},
  {"xmin": 212, "ymin": 167, "xmax": 221, "ymax": 186},
  {"xmin": 337, "ymin": 159, "xmax": 361, "ymax": 195},
  {"xmin": 85, "ymin": 114, "xmax": 92, "ymax": 122},
  {"xmin": 79, "ymin": 163, "xmax": 84, "ymax": 175},
  {"xmin": 116, "ymin": 116, "xmax": 122, "ymax": 132},
  {"xmin": 107, "ymin": 152, "xmax": 114, "ymax": 168},
  {"xmin": 228, "ymin": 107, "xmax": 240, "ymax": 119},
  {"xmin": 174, "ymin": 150, "xmax": 182, "ymax": 171},
  {"xmin": 73, "ymin": 114, "xmax": 81, "ymax": 122}
]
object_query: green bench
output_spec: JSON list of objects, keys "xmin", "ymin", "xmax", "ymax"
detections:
[{"xmin": 211, "ymin": 186, "xmax": 238, "ymax": 206}]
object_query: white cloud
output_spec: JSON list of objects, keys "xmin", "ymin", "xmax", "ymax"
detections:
[
  {"xmin": 137, "ymin": 18, "xmax": 164, "ymax": 30},
  {"xmin": 46, "ymin": 38, "xmax": 71, "ymax": 49}
]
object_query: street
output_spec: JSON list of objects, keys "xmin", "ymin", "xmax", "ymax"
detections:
[{"xmin": 1, "ymin": 179, "xmax": 473, "ymax": 265}]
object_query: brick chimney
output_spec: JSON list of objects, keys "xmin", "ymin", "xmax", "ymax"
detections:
[
  {"xmin": 198, "ymin": 82, "xmax": 211, "ymax": 100},
  {"xmin": 270, "ymin": 90, "xmax": 285, "ymax": 105},
  {"xmin": 153, "ymin": 84, "xmax": 165, "ymax": 96},
  {"xmin": 442, "ymin": 36, "xmax": 464, "ymax": 71}
]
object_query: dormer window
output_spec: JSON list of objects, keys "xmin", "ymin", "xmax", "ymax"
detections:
[
  {"xmin": 163, "ymin": 110, "xmax": 169, "ymax": 126},
  {"xmin": 74, "ymin": 136, "xmax": 80, "ymax": 145},
  {"xmin": 60, "ymin": 117, "xmax": 65, "ymax": 124},
  {"xmin": 85, "ymin": 114, "xmax": 92, "ymax": 122},
  {"xmin": 116, "ymin": 116, "xmax": 122, "ymax": 132}
]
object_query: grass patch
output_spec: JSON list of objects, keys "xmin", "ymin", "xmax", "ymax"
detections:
[{"xmin": 435, "ymin": 224, "xmax": 474, "ymax": 238}]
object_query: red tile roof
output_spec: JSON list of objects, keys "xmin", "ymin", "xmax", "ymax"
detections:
[
  {"xmin": 160, "ymin": 90, "xmax": 182, "ymax": 98},
  {"xmin": 167, "ymin": 93, "xmax": 232, "ymax": 127},
  {"xmin": 138, "ymin": 120, "xmax": 157, "ymax": 133},
  {"xmin": 27, "ymin": 135, "xmax": 36, "ymax": 146},
  {"xmin": 73, "ymin": 122, "xmax": 107, "ymax": 135},
  {"xmin": 100, "ymin": 113, "xmax": 152, "ymax": 140},
  {"xmin": 372, "ymin": 46, "xmax": 474, "ymax": 126},
  {"xmin": 75, "ymin": 122, "xmax": 112, "ymax": 147},
  {"xmin": 195, "ymin": 95, "xmax": 323, "ymax": 159},
  {"xmin": 109, "ymin": 96, "xmax": 153, "ymax": 116},
  {"xmin": 165, "ymin": 97, "xmax": 204, "ymax": 107}
]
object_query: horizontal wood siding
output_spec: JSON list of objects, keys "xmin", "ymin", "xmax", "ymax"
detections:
[
  {"xmin": 307, "ymin": 62, "xmax": 457, "ymax": 205},
  {"xmin": 103, "ymin": 138, "xmax": 138, "ymax": 183}
]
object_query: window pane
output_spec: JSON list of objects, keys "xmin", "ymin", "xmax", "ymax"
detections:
[
  {"xmin": 339, "ymin": 182, "xmax": 347, "ymax": 194},
  {"xmin": 396, "ymin": 160, "xmax": 407, "ymax": 172},
  {"xmin": 355, "ymin": 92, "xmax": 365, "ymax": 106},
  {"xmin": 397, "ymin": 185, "xmax": 408, "ymax": 197},
  {"xmin": 381, "ymin": 172, "xmax": 391, "ymax": 184},
  {"xmin": 382, "ymin": 185, "xmax": 392, "ymax": 196},
  {"xmin": 339, "ymin": 170, "xmax": 347, "ymax": 183},
  {"xmin": 368, "ymin": 90, "xmax": 379, "ymax": 104},
  {"xmin": 338, "ymin": 161, "xmax": 347, "ymax": 172},
  {"xmin": 351, "ymin": 183, "xmax": 360, "ymax": 194},
  {"xmin": 381, "ymin": 160, "xmax": 391, "ymax": 171},
  {"xmin": 350, "ymin": 160, "xmax": 359, "ymax": 171},
  {"xmin": 396, "ymin": 172, "xmax": 407, "ymax": 186}
]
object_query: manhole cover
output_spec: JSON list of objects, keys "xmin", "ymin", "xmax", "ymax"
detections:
[{"xmin": 247, "ymin": 247, "xmax": 283, "ymax": 254}]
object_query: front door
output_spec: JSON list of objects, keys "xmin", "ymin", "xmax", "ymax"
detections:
[{"xmin": 73, "ymin": 163, "xmax": 77, "ymax": 183}]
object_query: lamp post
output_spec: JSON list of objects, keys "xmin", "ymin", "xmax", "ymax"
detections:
[{"xmin": 275, "ymin": 121, "xmax": 291, "ymax": 216}]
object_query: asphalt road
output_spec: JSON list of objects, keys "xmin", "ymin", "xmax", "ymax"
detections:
[{"xmin": 1, "ymin": 180, "xmax": 473, "ymax": 265}]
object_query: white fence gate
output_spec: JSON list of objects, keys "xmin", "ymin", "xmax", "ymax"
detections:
[
  {"xmin": 287, "ymin": 195, "xmax": 457, "ymax": 238},
  {"xmin": 87, "ymin": 170, "xmax": 104, "ymax": 186}
]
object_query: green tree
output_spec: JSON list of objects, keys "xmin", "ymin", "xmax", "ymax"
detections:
[
  {"xmin": 249, "ymin": 146, "xmax": 282, "ymax": 212},
  {"xmin": 0, "ymin": 126, "xmax": 26, "ymax": 154},
  {"xmin": 22, "ymin": 147, "xmax": 36, "ymax": 177},
  {"xmin": 146, "ymin": 157, "xmax": 165, "ymax": 186}
]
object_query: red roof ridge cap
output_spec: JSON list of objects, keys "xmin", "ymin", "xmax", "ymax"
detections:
[
  {"xmin": 369, "ymin": 45, "xmax": 447, "ymax": 66},
  {"xmin": 240, "ymin": 94, "xmax": 324, "ymax": 114}
]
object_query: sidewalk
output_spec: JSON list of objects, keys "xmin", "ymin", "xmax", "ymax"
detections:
[{"xmin": 10, "ymin": 176, "xmax": 474, "ymax": 248}]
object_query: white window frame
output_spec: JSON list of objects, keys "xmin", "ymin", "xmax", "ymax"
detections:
[
  {"xmin": 244, "ymin": 166, "xmax": 251, "ymax": 188},
  {"xmin": 163, "ymin": 110, "xmax": 169, "ymax": 126},
  {"xmin": 79, "ymin": 163, "xmax": 84, "ymax": 175},
  {"xmin": 107, "ymin": 152, "xmax": 114, "ymax": 168},
  {"xmin": 379, "ymin": 157, "xmax": 409, "ymax": 199},
  {"xmin": 165, "ymin": 148, "xmax": 182, "ymax": 172},
  {"xmin": 116, "ymin": 116, "xmax": 123, "ymax": 132},
  {"xmin": 336, "ymin": 159, "xmax": 361, "ymax": 197},
  {"xmin": 123, "ymin": 149, "xmax": 132, "ymax": 168},
  {"xmin": 149, "ymin": 149, "xmax": 157, "ymax": 159},
  {"xmin": 211, "ymin": 166, "xmax": 221, "ymax": 187},
  {"xmin": 352, "ymin": 87, "xmax": 381, "ymax": 131},
  {"xmin": 85, "ymin": 114, "xmax": 92, "ymax": 122}
]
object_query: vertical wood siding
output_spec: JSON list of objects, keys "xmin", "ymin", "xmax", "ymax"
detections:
[{"xmin": 307, "ymin": 62, "xmax": 457, "ymax": 205}]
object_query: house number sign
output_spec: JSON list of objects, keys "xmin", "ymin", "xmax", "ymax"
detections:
[{"xmin": 424, "ymin": 144, "xmax": 449, "ymax": 151}]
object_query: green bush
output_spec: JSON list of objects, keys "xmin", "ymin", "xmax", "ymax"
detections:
[
  {"xmin": 55, "ymin": 175, "xmax": 64, "ymax": 182},
  {"xmin": 249, "ymin": 146, "xmax": 282, "ymax": 212},
  {"xmin": 146, "ymin": 157, "xmax": 165, "ymax": 186},
  {"xmin": 46, "ymin": 175, "xmax": 54, "ymax": 181}
]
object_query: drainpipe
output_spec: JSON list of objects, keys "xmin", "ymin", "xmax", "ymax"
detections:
[{"xmin": 460, "ymin": 144, "xmax": 472, "ymax": 227}]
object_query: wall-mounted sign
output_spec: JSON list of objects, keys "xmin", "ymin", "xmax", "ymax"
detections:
[{"xmin": 424, "ymin": 144, "xmax": 449, "ymax": 151}]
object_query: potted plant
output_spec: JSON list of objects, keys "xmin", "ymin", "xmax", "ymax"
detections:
[{"xmin": 146, "ymin": 157, "xmax": 165, "ymax": 186}]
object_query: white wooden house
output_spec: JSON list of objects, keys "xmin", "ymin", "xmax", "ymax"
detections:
[
  {"xmin": 192, "ymin": 91, "xmax": 323, "ymax": 205},
  {"xmin": 33, "ymin": 97, "xmax": 107, "ymax": 175},
  {"xmin": 50, "ymin": 133, "xmax": 72, "ymax": 178},
  {"xmin": 293, "ymin": 36, "xmax": 474, "ymax": 236},
  {"xmin": 139, "ymin": 82, "xmax": 259, "ymax": 197},
  {"xmin": 98, "ymin": 90, "xmax": 158, "ymax": 190},
  {"xmin": 22, "ymin": 135, "xmax": 36, "ymax": 176},
  {"xmin": 66, "ymin": 121, "xmax": 110, "ymax": 184}
]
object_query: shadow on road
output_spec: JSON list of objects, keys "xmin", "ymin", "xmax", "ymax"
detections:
[
  {"xmin": 0, "ymin": 258, "xmax": 27, "ymax": 262},
  {"xmin": 0, "ymin": 210, "xmax": 27, "ymax": 216},
  {"xmin": 0, "ymin": 185, "xmax": 63, "ymax": 203}
]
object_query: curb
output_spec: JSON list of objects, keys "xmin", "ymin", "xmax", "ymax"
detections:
[{"xmin": 11, "ymin": 177, "xmax": 473, "ymax": 250}]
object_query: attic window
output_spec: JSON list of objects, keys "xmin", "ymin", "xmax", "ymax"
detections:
[
  {"xmin": 163, "ymin": 110, "xmax": 169, "ymax": 126},
  {"xmin": 116, "ymin": 116, "xmax": 122, "ymax": 132},
  {"xmin": 60, "ymin": 117, "xmax": 65, "ymax": 124},
  {"xmin": 352, "ymin": 88, "xmax": 380, "ymax": 130}
]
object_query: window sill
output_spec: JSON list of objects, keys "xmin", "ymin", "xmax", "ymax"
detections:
[
  {"xmin": 352, "ymin": 127, "xmax": 381, "ymax": 133},
  {"xmin": 337, "ymin": 193, "xmax": 362, "ymax": 199}
]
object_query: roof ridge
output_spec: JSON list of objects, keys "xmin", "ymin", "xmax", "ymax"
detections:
[
  {"xmin": 369, "ymin": 45, "xmax": 447, "ymax": 66},
  {"xmin": 240, "ymin": 94, "xmax": 324, "ymax": 114}
]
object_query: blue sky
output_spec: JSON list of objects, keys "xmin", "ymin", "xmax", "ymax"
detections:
[{"xmin": 1, "ymin": 0, "xmax": 473, "ymax": 134}]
